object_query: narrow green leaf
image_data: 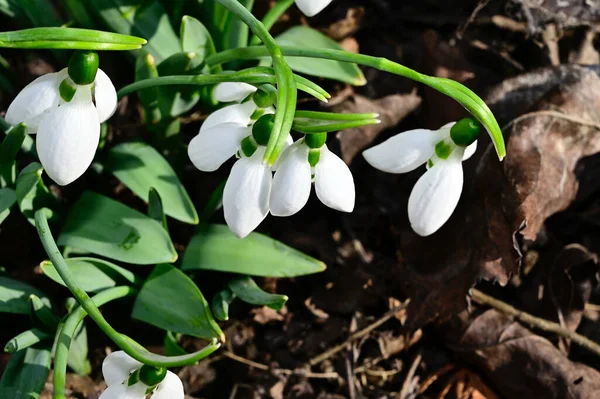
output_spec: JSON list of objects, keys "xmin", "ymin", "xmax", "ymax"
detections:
[
  {"xmin": 275, "ymin": 26, "xmax": 366, "ymax": 86},
  {"xmin": 18, "ymin": 0, "xmax": 61, "ymax": 27},
  {"xmin": 164, "ymin": 331, "xmax": 186, "ymax": 356},
  {"xmin": 199, "ymin": 180, "xmax": 225, "ymax": 224},
  {"xmin": 0, "ymin": 277, "xmax": 49, "ymax": 314},
  {"xmin": 0, "ymin": 54, "xmax": 16, "ymax": 94},
  {"xmin": 148, "ymin": 187, "xmax": 168, "ymax": 230},
  {"xmin": 228, "ymin": 276, "xmax": 288, "ymax": 310},
  {"xmin": 181, "ymin": 224, "xmax": 326, "ymax": 277},
  {"xmin": 211, "ymin": 289, "xmax": 235, "ymax": 321},
  {"xmin": 107, "ymin": 142, "xmax": 198, "ymax": 224},
  {"xmin": 63, "ymin": 0, "xmax": 95, "ymax": 29},
  {"xmin": 180, "ymin": 15, "xmax": 221, "ymax": 73},
  {"xmin": 0, "ymin": 188, "xmax": 16, "ymax": 225},
  {"xmin": 135, "ymin": 53, "xmax": 161, "ymax": 124},
  {"xmin": 57, "ymin": 191, "xmax": 178, "ymax": 265},
  {"xmin": 0, "ymin": 346, "xmax": 51, "ymax": 399},
  {"xmin": 29, "ymin": 294, "xmax": 59, "ymax": 329},
  {"xmin": 0, "ymin": 27, "xmax": 146, "ymax": 50},
  {"xmin": 91, "ymin": 0, "xmax": 179, "ymax": 62},
  {"xmin": 132, "ymin": 263, "xmax": 224, "ymax": 340},
  {"xmin": 15, "ymin": 163, "xmax": 59, "ymax": 226},
  {"xmin": 41, "ymin": 257, "xmax": 141, "ymax": 292},
  {"xmin": 156, "ymin": 52, "xmax": 204, "ymax": 118},
  {"xmin": 0, "ymin": 122, "xmax": 27, "ymax": 186},
  {"xmin": 4, "ymin": 328, "xmax": 51, "ymax": 353},
  {"xmin": 67, "ymin": 323, "xmax": 91, "ymax": 376},
  {"xmin": 223, "ymin": 0, "xmax": 254, "ymax": 59}
]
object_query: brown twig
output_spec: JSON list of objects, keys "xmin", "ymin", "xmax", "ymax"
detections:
[
  {"xmin": 503, "ymin": 110, "xmax": 600, "ymax": 131},
  {"xmin": 397, "ymin": 354, "xmax": 422, "ymax": 399},
  {"xmin": 307, "ymin": 300, "xmax": 411, "ymax": 366},
  {"xmin": 470, "ymin": 289, "xmax": 600, "ymax": 358}
]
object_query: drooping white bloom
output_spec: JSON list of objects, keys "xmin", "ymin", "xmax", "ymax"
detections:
[
  {"xmin": 5, "ymin": 68, "xmax": 117, "ymax": 185},
  {"xmin": 270, "ymin": 140, "xmax": 355, "ymax": 217},
  {"xmin": 100, "ymin": 351, "xmax": 184, "ymax": 399},
  {"xmin": 295, "ymin": 0, "xmax": 333, "ymax": 16},
  {"xmin": 363, "ymin": 122, "xmax": 477, "ymax": 236}
]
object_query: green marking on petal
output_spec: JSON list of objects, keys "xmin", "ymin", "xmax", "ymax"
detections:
[{"xmin": 434, "ymin": 140, "xmax": 453, "ymax": 160}]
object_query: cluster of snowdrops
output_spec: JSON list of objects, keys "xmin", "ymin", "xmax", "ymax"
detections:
[{"xmin": 2, "ymin": 0, "xmax": 504, "ymax": 398}]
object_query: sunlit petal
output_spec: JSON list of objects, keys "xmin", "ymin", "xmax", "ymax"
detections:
[
  {"xmin": 188, "ymin": 123, "xmax": 250, "ymax": 172},
  {"xmin": 151, "ymin": 371, "xmax": 185, "ymax": 399},
  {"xmin": 270, "ymin": 144, "xmax": 311, "ymax": 216},
  {"xmin": 315, "ymin": 146, "xmax": 355, "ymax": 212},
  {"xmin": 94, "ymin": 68, "xmax": 118, "ymax": 123},
  {"xmin": 214, "ymin": 82, "xmax": 256, "ymax": 103},
  {"xmin": 102, "ymin": 351, "xmax": 143, "ymax": 386},
  {"xmin": 201, "ymin": 102, "xmax": 256, "ymax": 133},
  {"xmin": 462, "ymin": 140, "xmax": 478, "ymax": 161},
  {"xmin": 295, "ymin": 0, "xmax": 333, "ymax": 16},
  {"xmin": 223, "ymin": 150, "xmax": 271, "ymax": 238},
  {"xmin": 36, "ymin": 86, "xmax": 100, "ymax": 186},
  {"xmin": 99, "ymin": 382, "xmax": 147, "ymax": 399}
]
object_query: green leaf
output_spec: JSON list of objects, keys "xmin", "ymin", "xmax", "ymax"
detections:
[
  {"xmin": 0, "ymin": 27, "xmax": 146, "ymax": 50},
  {"xmin": 67, "ymin": 323, "xmax": 91, "ymax": 376},
  {"xmin": 4, "ymin": 328, "xmax": 52, "ymax": 353},
  {"xmin": 135, "ymin": 53, "xmax": 161, "ymax": 124},
  {"xmin": 0, "ymin": 345, "xmax": 51, "ymax": 399},
  {"xmin": 132, "ymin": 263, "xmax": 223, "ymax": 340},
  {"xmin": 57, "ymin": 191, "xmax": 177, "ymax": 265},
  {"xmin": 0, "ymin": 122, "xmax": 27, "ymax": 186},
  {"xmin": 148, "ymin": 188, "xmax": 168, "ymax": 230},
  {"xmin": 0, "ymin": 54, "xmax": 16, "ymax": 94},
  {"xmin": 18, "ymin": 0, "xmax": 61, "ymax": 27},
  {"xmin": 180, "ymin": 15, "xmax": 221, "ymax": 73},
  {"xmin": 15, "ymin": 163, "xmax": 59, "ymax": 226},
  {"xmin": 228, "ymin": 276, "xmax": 288, "ymax": 310},
  {"xmin": 164, "ymin": 331, "xmax": 186, "ymax": 356},
  {"xmin": 211, "ymin": 289, "xmax": 235, "ymax": 321},
  {"xmin": 156, "ymin": 51, "xmax": 204, "ymax": 118},
  {"xmin": 0, "ymin": 188, "xmax": 16, "ymax": 225},
  {"xmin": 223, "ymin": 0, "xmax": 254, "ymax": 53},
  {"xmin": 29, "ymin": 294, "xmax": 59, "ymax": 329},
  {"xmin": 275, "ymin": 26, "xmax": 366, "ymax": 86},
  {"xmin": 107, "ymin": 142, "xmax": 198, "ymax": 224},
  {"xmin": 41, "ymin": 257, "xmax": 140, "ymax": 292},
  {"xmin": 92, "ymin": 0, "xmax": 179, "ymax": 62},
  {"xmin": 199, "ymin": 180, "xmax": 225, "ymax": 224},
  {"xmin": 181, "ymin": 224, "xmax": 326, "ymax": 277},
  {"xmin": 0, "ymin": 276, "xmax": 49, "ymax": 314}
]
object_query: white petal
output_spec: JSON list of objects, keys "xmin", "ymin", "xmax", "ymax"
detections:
[
  {"xmin": 462, "ymin": 140, "xmax": 478, "ymax": 161},
  {"xmin": 102, "ymin": 351, "xmax": 143, "ymax": 386},
  {"xmin": 272, "ymin": 137, "xmax": 299, "ymax": 171},
  {"xmin": 315, "ymin": 146, "xmax": 355, "ymax": 212},
  {"xmin": 94, "ymin": 68, "xmax": 118, "ymax": 123},
  {"xmin": 5, "ymin": 69, "xmax": 66, "ymax": 133},
  {"xmin": 214, "ymin": 82, "xmax": 257, "ymax": 103},
  {"xmin": 188, "ymin": 123, "xmax": 249, "ymax": 172},
  {"xmin": 201, "ymin": 102, "xmax": 256, "ymax": 133},
  {"xmin": 270, "ymin": 144, "xmax": 311, "ymax": 217},
  {"xmin": 37, "ymin": 86, "xmax": 100, "ymax": 186},
  {"xmin": 151, "ymin": 371, "xmax": 185, "ymax": 399},
  {"xmin": 408, "ymin": 156, "xmax": 464, "ymax": 236},
  {"xmin": 362, "ymin": 128, "xmax": 445, "ymax": 174},
  {"xmin": 223, "ymin": 151, "xmax": 271, "ymax": 238},
  {"xmin": 295, "ymin": 0, "xmax": 333, "ymax": 16},
  {"xmin": 99, "ymin": 382, "xmax": 147, "ymax": 399}
]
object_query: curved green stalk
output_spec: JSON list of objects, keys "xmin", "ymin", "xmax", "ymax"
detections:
[
  {"xmin": 53, "ymin": 286, "xmax": 138, "ymax": 399},
  {"xmin": 34, "ymin": 210, "xmax": 221, "ymax": 369},
  {"xmin": 0, "ymin": 28, "xmax": 146, "ymax": 50},
  {"xmin": 249, "ymin": 0, "xmax": 295, "ymax": 45},
  {"xmin": 205, "ymin": 46, "xmax": 506, "ymax": 160},
  {"xmin": 216, "ymin": 0, "xmax": 297, "ymax": 165}
]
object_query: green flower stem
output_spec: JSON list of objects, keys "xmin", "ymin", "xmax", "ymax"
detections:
[
  {"xmin": 117, "ymin": 68, "xmax": 329, "ymax": 102},
  {"xmin": 34, "ymin": 210, "xmax": 221, "ymax": 369},
  {"xmin": 206, "ymin": 46, "xmax": 506, "ymax": 160},
  {"xmin": 249, "ymin": 0, "xmax": 296, "ymax": 45},
  {"xmin": 293, "ymin": 119, "xmax": 380, "ymax": 134},
  {"xmin": 295, "ymin": 110, "xmax": 379, "ymax": 121},
  {"xmin": 216, "ymin": 0, "xmax": 297, "ymax": 165},
  {"xmin": 0, "ymin": 28, "xmax": 146, "ymax": 50},
  {"xmin": 53, "ymin": 286, "xmax": 138, "ymax": 399}
]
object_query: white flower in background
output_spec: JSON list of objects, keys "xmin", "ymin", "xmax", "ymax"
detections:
[
  {"xmin": 270, "ymin": 135, "xmax": 355, "ymax": 217},
  {"xmin": 5, "ymin": 51, "xmax": 117, "ymax": 186},
  {"xmin": 295, "ymin": 0, "xmax": 333, "ymax": 16},
  {"xmin": 363, "ymin": 119, "xmax": 480, "ymax": 236},
  {"xmin": 100, "ymin": 351, "xmax": 184, "ymax": 399}
]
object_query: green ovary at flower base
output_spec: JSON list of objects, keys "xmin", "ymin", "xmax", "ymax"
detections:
[{"xmin": 363, "ymin": 118, "xmax": 481, "ymax": 236}]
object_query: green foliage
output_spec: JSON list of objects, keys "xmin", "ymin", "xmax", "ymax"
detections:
[
  {"xmin": 229, "ymin": 276, "xmax": 288, "ymax": 310},
  {"xmin": 0, "ymin": 345, "xmax": 51, "ymax": 399},
  {"xmin": 181, "ymin": 224, "xmax": 326, "ymax": 277},
  {"xmin": 15, "ymin": 163, "xmax": 60, "ymax": 226},
  {"xmin": 0, "ymin": 277, "xmax": 49, "ymax": 315},
  {"xmin": 57, "ymin": 191, "xmax": 177, "ymax": 265},
  {"xmin": 132, "ymin": 263, "xmax": 223, "ymax": 340},
  {"xmin": 0, "ymin": 188, "xmax": 15, "ymax": 225}
]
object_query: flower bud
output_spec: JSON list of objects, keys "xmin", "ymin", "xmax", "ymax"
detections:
[
  {"xmin": 252, "ymin": 88, "xmax": 272, "ymax": 108},
  {"xmin": 252, "ymin": 114, "xmax": 274, "ymax": 146},
  {"xmin": 68, "ymin": 50, "xmax": 99, "ymax": 85},
  {"xmin": 138, "ymin": 365, "xmax": 167, "ymax": 387},
  {"xmin": 308, "ymin": 148, "xmax": 320, "ymax": 167},
  {"xmin": 240, "ymin": 136, "xmax": 258, "ymax": 157},
  {"xmin": 59, "ymin": 77, "xmax": 78, "ymax": 102},
  {"xmin": 450, "ymin": 117, "xmax": 481, "ymax": 147}
]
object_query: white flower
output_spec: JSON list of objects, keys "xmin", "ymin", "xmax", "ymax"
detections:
[
  {"xmin": 5, "ymin": 68, "xmax": 117, "ymax": 185},
  {"xmin": 363, "ymin": 122, "xmax": 477, "ymax": 236},
  {"xmin": 295, "ymin": 0, "xmax": 333, "ymax": 16},
  {"xmin": 100, "ymin": 351, "xmax": 184, "ymax": 399},
  {"xmin": 270, "ymin": 140, "xmax": 355, "ymax": 216}
]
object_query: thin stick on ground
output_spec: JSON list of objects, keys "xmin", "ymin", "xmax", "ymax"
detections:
[
  {"xmin": 503, "ymin": 110, "xmax": 600, "ymax": 131},
  {"xmin": 470, "ymin": 289, "xmax": 600, "ymax": 358},
  {"xmin": 308, "ymin": 300, "xmax": 411, "ymax": 367}
]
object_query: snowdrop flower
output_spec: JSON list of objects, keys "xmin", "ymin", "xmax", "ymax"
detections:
[
  {"xmin": 100, "ymin": 351, "xmax": 184, "ymax": 399},
  {"xmin": 363, "ymin": 118, "xmax": 481, "ymax": 236},
  {"xmin": 5, "ymin": 50, "xmax": 117, "ymax": 186},
  {"xmin": 270, "ymin": 133, "xmax": 355, "ymax": 217},
  {"xmin": 295, "ymin": 0, "xmax": 333, "ymax": 16}
]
